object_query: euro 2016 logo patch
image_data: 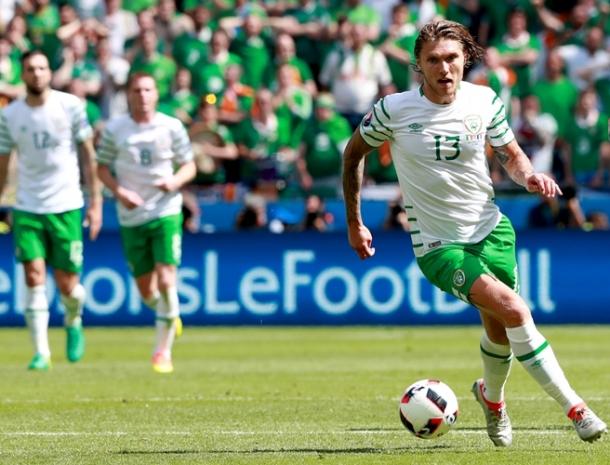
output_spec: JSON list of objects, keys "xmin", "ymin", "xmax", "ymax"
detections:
[
  {"xmin": 463, "ymin": 114, "xmax": 483, "ymax": 134},
  {"xmin": 453, "ymin": 269, "xmax": 466, "ymax": 288},
  {"xmin": 362, "ymin": 112, "xmax": 373, "ymax": 127}
]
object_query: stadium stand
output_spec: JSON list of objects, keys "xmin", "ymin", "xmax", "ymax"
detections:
[{"xmin": 0, "ymin": 0, "xmax": 609, "ymax": 232}]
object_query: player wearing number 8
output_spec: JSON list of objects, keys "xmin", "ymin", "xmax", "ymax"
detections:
[
  {"xmin": 97, "ymin": 73, "xmax": 196, "ymax": 374},
  {"xmin": 343, "ymin": 20, "xmax": 606, "ymax": 445}
]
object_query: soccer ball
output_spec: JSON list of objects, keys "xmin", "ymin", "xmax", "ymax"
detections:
[{"xmin": 399, "ymin": 379, "xmax": 459, "ymax": 439}]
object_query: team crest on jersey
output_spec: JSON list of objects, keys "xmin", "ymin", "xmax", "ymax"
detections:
[
  {"xmin": 362, "ymin": 112, "xmax": 373, "ymax": 127},
  {"xmin": 453, "ymin": 269, "xmax": 466, "ymax": 287},
  {"xmin": 463, "ymin": 114, "xmax": 483, "ymax": 134}
]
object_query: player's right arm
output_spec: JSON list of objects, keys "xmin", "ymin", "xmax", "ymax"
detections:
[
  {"xmin": 343, "ymin": 97, "xmax": 395, "ymax": 260},
  {"xmin": 96, "ymin": 124, "xmax": 144, "ymax": 210},
  {"xmin": 343, "ymin": 128, "xmax": 376, "ymax": 260}
]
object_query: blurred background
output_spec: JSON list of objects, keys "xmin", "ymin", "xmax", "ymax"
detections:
[{"xmin": 0, "ymin": 0, "xmax": 609, "ymax": 326}]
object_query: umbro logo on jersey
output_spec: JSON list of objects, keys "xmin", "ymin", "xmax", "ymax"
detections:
[{"xmin": 408, "ymin": 122, "xmax": 423, "ymax": 133}]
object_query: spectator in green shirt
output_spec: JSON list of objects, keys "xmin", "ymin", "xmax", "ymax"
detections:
[
  {"xmin": 330, "ymin": 0, "xmax": 382, "ymax": 42},
  {"xmin": 230, "ymin": 13, "xmax": 273, "ymax": 90},
  {"xmin": 378, "ymin": 3, "xmax": 417, "ymax": 92},
  {"xmin": 52, "ymin": 32, "xmax": 102, "ymax": 98},
  {"xmin": 564, "ymin": 88, "xmax": 610, "ymax": 188},
  {"xmin": 532, "ymin": 49, "xmax": 579, "ymax": 138},
  {"xmin": 273, "ymin": 0, "xmax": 331, "ymax": 78},
  {"xmin": 6, "ymin": 15, "xmax": 32, "ymax": 58},
  {"xmin": 264, "ymin": 32, "xmax": 317, "ymax": 96},
  {"xmin": 171, "ymin": 6, "xmax": 213, "ymax": 75},
  {"xmin": 495, "ymin": 8, "xmax": 541, "ymax": 98},
  {"xmin": 159, "ymin": 67, "xmax": 198, "ymax": 125},
  {"xmin": 216, "ymin": 63, "xmax": 255, "ymax": 129},
  {"xmin": 130, "ymin": 29, "xmax": 177, "ymax": 101},
  {"xmin": 25, "ymin": 0, "xmax": 60, "ymax": 46},
  {"xmin": 0, "ymin": 35, "xmax": 24, "ymax": 104},
  {"xmin": 235, "ymin": 88, "xmax": 299, "ymax": 199},
  {"xmin": 155, "ymin": 0, "xmax": 194, "ymax": 52},
  {"xmin": 191, "ymin": 27, "xmax": 241, "ymax": 97},
  {"xmin": 25, "ymin": 0, "xmax": 62, "ymax": 68},
  {"xmin": 189, "ymin": 93, "xmax": 239, "ymax": 188},
  {"xmin": 297, "ymin": 93, "xmax": 352, "ymax": 198}
]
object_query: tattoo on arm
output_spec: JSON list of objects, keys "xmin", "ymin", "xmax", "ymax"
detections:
[
  {"xmin": 342, "ymin": 135, "xmax": 368, "ymax": 226},
  {"xmin": 493, "ymin": 141, "xmax": 535, "ymax": 187},
  {"xmin": 493, "ymin": 144, "xmax": 509, "ymax": 165}
]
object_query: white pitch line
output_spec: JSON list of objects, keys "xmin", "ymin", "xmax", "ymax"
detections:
[
  {"xmin": 1, "ymin": 430, "xmax": 566, "ymax": 437},
  {"xmin": 1, "ymin": 395, "xmax": 609, "ymax": 405}
]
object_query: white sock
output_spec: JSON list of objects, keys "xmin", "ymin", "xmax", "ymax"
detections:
[
  {"xmin": 480, "ymin": 332, "xmax": 513, "ymax": 404},
  {"xmin": 154, "ymin": 287, "xmax": 180, "ymax": 357},
  {"xmin": 60, "ymin": 283, "xmax": 86, "ymax": 327},
  {"xmin": 25, "ymin": 285, "xmax": 50, "ymax": 358},
  {"xmin": 506, "ymin": 320, "xmax": 583, "ymax": 414},
  {"xmin": 143, "ymin": 290, "xmax": 160, "ymax": 311}
]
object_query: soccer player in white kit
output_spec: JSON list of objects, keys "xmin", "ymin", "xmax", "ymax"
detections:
[
  {"xmin": 0, "ymin": 50, "xmax": 102, "ymax": 370},
  {"xmin": 97, "ymin": 73, "xmax": 196, "ymax": 374},
  {"xmin": 342, "ymin": 20, "xmax": 607, "ymax": 445}
]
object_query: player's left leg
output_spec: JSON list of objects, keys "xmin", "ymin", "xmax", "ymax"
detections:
[
  {"xmin": 475, "ymin": 215, "xmax": 606, "ymax": 442},
  {"xmin": 149, "ymin": 214, "xmax": 183, "ymax": 374},
  {"xmin": 47, "ymin": 210, "xmax": 86, "ymax": 363},
  {"xmin": 55, "ymin": 271, "xmax": 86, "ymax": 363},
  {"xmin": 151, "ymin": 264, "xmax": 181, "ymax": 374},
  {"xmin": 471, "ymin": 275, "xmax": 607, "ymax": 442}
]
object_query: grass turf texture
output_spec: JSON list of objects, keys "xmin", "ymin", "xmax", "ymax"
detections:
[{"xmin": 0, "ymin": 326, "xmax": 609, "ymax": 465}]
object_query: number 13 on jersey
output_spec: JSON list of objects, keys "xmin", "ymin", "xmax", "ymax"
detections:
[{"xmin": 433, "ymin": 135, "xmax": 461, "ymax": 161}]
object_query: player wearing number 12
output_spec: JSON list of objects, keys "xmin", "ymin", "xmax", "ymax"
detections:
[
  {"xmin": 0, "ymin": 50, "xmax": 102, "ymax": 371},
  {"xmin": 343, "ymin": 20, "xmax": 607, "ymax": 445},
  {"xmin": 97, "ymin": 73, "xmax": 196, "ymax": 374}
]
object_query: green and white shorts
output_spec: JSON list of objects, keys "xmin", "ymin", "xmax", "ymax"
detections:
[
  {"xmin": 416, "ymin": 216, "xmax": 519, "ymax": 303},
  {"xmin": 12, "ymin": 209, "xmax": 83, "ymax": 273},
  {"xmin": 119, "ymin": 213, "xmax": 183, "ymax": 277}
]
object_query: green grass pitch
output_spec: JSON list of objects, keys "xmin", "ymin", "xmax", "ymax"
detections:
[{"xmin": 0, "ymin": 325, "xmax": 609, "ymax": 465}]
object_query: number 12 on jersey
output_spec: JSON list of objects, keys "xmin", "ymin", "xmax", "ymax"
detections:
[{"xmin": 433, "ymin": 135, "xmax": 461, "ymax": 161}]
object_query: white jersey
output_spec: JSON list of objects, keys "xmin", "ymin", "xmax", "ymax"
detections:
[
  {"xmin": 97, "ymin": 112, "xmax": 193, "ymax": 227},
  {"xmin": 0, "ymin": 90, "xmax": 92, "ymax": 214},
  {"xmin": 360, "ymin": 81, "xmax": 514, "ymax": 257}
]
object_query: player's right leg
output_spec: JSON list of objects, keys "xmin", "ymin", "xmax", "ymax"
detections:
[
  {"xmin": 13, "ymin": 210, "xmax": 52, "ymax": 370},
  {"xmin": 472, "ymin": 311, "xmax": 513, "ymax": 446},
  {"xmin": 23, "ymin": 260, "xmax": 51, "ymax": 371},
  {"xmin": 418, "ymin": 244, "xmax": 513, "ymax": 445}
]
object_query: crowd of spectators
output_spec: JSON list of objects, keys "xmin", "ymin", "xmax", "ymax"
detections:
[{"xmin": 0, "ymin": 0, "xmax": 609, "ymax": 231}]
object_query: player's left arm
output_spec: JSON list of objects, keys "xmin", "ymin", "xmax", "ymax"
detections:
[
  {"xmin": 493, "ymin": 139, "xmax": 562, "ymax": 198},
  {"xmin": 78, "ymin": 137, "xmax": 103, "ymax": 240},
  {"xmin": 155, "ymin": 160, "xmax": 197, "ymax": 192},
  {"xmin": 155, "ymin": 123, "xmax": 197, "ymax": 192}
]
